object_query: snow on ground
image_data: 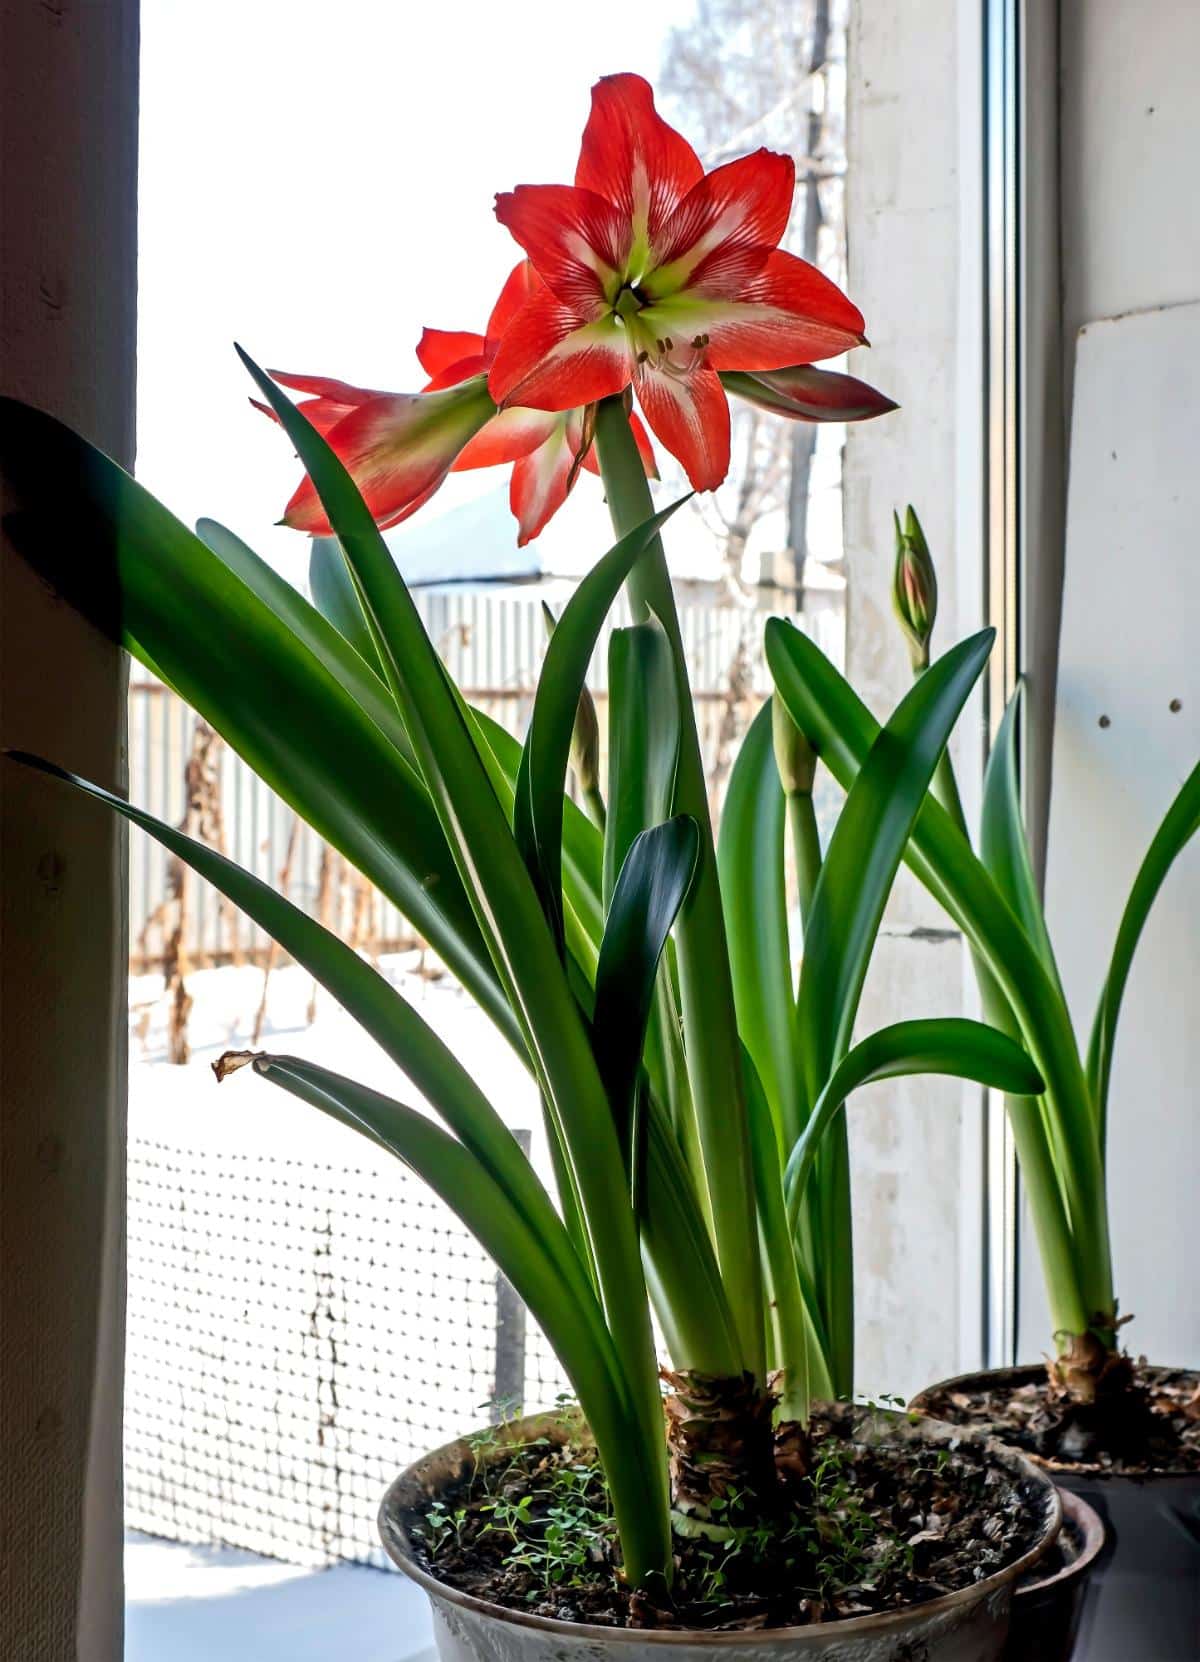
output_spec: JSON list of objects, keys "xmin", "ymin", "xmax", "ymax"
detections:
[
  {"xmin": 125, "ymin": 1532, "xmax": 435, "ymax": 1662},
  {"xmin": 129, "ymin": 951, "xmax": 544, "ymax": 1167}
]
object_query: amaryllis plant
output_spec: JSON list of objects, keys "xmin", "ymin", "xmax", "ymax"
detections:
[
  {"xmin": 1, "ymin": 75, "xmax": 1040, "ymax": 1595},
  {"xmin": 773, "ymin": 508, "xmax": 1200, "ymax": 1443}
]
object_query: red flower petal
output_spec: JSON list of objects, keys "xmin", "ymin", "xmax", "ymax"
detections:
[
  {"xmin": 645, "ymin": 149, "xmax": 795, "ymax": 299},
  {"xmin": 488, "ymin": 292, "xmax": 633, "ymax": 412},
  {"xmin": 251, "ymin": 394, "xmax": 353, "ymax": 439},
  {"xmin": 485, "ymin": 260, "xmax": 543, "ymax": 343},
  {"xmin": 416, "ymin": 328, "xmax": 487, "ymax": 381},
  {"xmin": 633, "ymin": 363, "xmax": 730, "ymax": 492},
  {"xmin": 574, "ymin": 73, "xmax": 704, "ymax": 248},
  {"xmin": 509, "ymin": 418, "xmax": 582, "ymax": 546},
  {"xmin": 721, "ymin": 364, "xmax": 897, "ymax": 422},
  {"xmin": 451, "ymin": 406, "xmax": 560, "ymax": 471},
  {"xmin": 281, "ymin": 381, "xmax": 494, "ymax": 535},
  {"xmin": 421, "ymin": 352, "xmax": 491, "ymax": 392},
  {"xmin": 266, "ymin": 370, "xmax": 387, "ymax": 405},
  {"xmin": 640, "ymin": 250, "xmax": 866, "ymax": 375},
  {"xmin": 494, "ymin": 184, "xmax": 629, "ymax": 314}
]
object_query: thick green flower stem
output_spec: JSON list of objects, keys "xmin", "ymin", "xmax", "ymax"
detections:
[
  {"xmin": 787, "ymin": 787, "xmax": 823, "ymax": 929},
  {"xmin": 594, "ymin": 395, "xmax": 765, "ymax": 1381}
]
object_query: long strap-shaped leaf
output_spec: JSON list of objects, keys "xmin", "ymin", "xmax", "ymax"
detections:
[
  {"xmin": 515, "ymin": 500, "xmax": 687, "ymax": 949},
  {"xmin": 240, "ymin": 353, "xmax": 666, "ymax": 1501},
  {"xmin": 796, "ymin": 630, "xmax": 994, "ymax": 1095},
  {"xmin": 10, "ymin": 751, "xmax": 596, "ymax": 1304},
  {"xmin": 1087, "ymin": 758, "xmax": 1200, "ymax": 1138},
  {"xmin": 308, "ymin": 534, "xmax": 389, "ymax": 681},
  {"xmin": 741, "ymin": 1048, "xmax": 831, "ymax": 1418},
  {"xmin": 785, "ymin": 1018, "xmax": 1044, "ymax": 1218},
  {"xmin": 0, "ymin": 400, "xmax": 510, "ymax": 1036},
  {"xmin": 223, "ymin": 1050, "xmax": 671, "ymax": 1589},
  {"xmin": 194, "ymin": 517, "xmax": 419, "ymax": 771},
  {"xmin": 980, "ymin": 684, "xmax": 1065, "ymax": 998},
  {"xmin": 592, "ymin": 818, "xmax": 700, "ymax": 1173},
  {"xmin": 719, "ymin": 700, "xmax": 803, "ymax": 1156},
  {"xmin": 766, "ymin": 618, "xmax": 1112, "ymax": 1327},
  {"xmin": 791, "ymin": 629, "xmax": 993, "ymax": 1394}
]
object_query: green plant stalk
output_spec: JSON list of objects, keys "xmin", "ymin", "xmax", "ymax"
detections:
[
  {"xmin": 767, "ymin": 624, "xmax": 1109, "ymax": 1337},
  {"xmin": 787, "ymin": 789, "xmax": 824, "ymax": 931},
  {"xmin": 594, "ymin": 395, "xmax": 764, "ymax": 1380}
]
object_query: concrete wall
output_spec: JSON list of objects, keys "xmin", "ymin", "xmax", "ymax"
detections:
[{"xmin": 842, "ymin": 1, "xmax": 986, "ymax": 1397}]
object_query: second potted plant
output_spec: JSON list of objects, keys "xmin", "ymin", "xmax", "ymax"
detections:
[{"xmin": 768, "ymin": 508, "xmax": 1200, "ymax": 1661}]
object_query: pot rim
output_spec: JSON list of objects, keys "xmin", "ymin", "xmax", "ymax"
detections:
[
  {"xmin": 1012, "ymin": 1489, "xmax": 1105, "ymax": 1599},
  {"xmin": 378, "ymin": 1402, "xmax": 1062, "ymax": 1648},
  {"xmin": 909, "ymin": 1362, "xmax": 1200, "ymax": 1480}
]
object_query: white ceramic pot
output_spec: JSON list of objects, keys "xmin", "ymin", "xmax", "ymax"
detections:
[{"xmin": 379, "ymin": 1406, "xmax": 1061, "ymax": 1662}]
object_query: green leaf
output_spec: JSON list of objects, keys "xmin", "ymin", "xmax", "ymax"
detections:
[
  {"xmin": 224, "ymin": 1049, "xmax": 672, "ymax": 1589},
  {"xmin": 194, "ymin": 516, "xmax": 416, "ymax": 770},
  {"xmin": 785, "ymin": 1017, "xmax": 1045, "ymax": 1217},
  {"xmin": 0, "ymin": 399, "xmax": 508, "ymax": 1034},
  {"xmin": 239, "ymin": 354, "xmax": 666, "ymax": 1505},
  {"xmin": 741, "ymin": 1048, "xmax": 832, "ymax": 1418},
  {"xmin": 1087, "ymin": 758, "xmax": 1200, "ymax": 1133},
  {"xmin": 514, "ymin": 499, "xmax": 687, "ymax": 947},
  {"xmin": 796, "ymin": 630, "xmax": 995, "ymax": 1095},
  {"xmin": 604, "ymin": 621, "xmax": 681, "ymax": 907},
  {"xmin": 592, "ymin": 398, "xmax": 764, "ymax": 1378},
  {"xmin": 980, "ymin": 683, "xmax": 1063, "ymax": 987},
  {"xmin": 592, "ymin": 817, "xmax": 700, "ymax": 1174},
  {"xmin": 9, "ymin": 750, "xmax": 588, "ymax": 1290},
  {"xmin": 719, "ymin": 700, "xmax": 802, "ymax": 1154},
  {"xmin": 308, "ymin": 534, "xmax": 388, "ymax": 680},
  {"xmin": 767, "ymin": 619, "xmax": 1106, "ymax": 1335}
]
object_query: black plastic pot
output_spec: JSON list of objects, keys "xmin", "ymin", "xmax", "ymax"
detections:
[
  {"xmin": 1004, "ymin": 1488, "xmax": 1105, "ymax": 1662},
  {"xmin": 913, "ymin": 1365, "xmax": 1200, "ymax": 1662}
]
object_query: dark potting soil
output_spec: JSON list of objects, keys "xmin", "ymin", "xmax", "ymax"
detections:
[
  {"xmin": 408, "ymin": 1409, "xmax": 1049, "ymax": 1632},
  {"xmin": 920, "ymin": 1364, "xmax": 1200, "ymax": 1474}
]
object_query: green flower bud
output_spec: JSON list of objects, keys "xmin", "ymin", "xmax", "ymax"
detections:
[
  {"xmin": 892, "ymin": 505, "xmax": 938, "ymax": 673},
  {"xmin": 772, "ymin": 692, "xmax": 817, "ymax": 797}
]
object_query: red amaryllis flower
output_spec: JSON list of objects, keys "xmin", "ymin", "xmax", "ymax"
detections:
[
  {"xmin": 266, "ymin": 261, "xmax": 656, "ymax": 545},
  {"xmin": 268, "ymin": 371, "xmax": 495, "ymax": 535},
  {"xmin": 488, "ymin": 73, "xmax": 869, "ymax": 492},
  {"xmin": 420, "ymin": 262, "xmax": 657, "ymax": 546}
]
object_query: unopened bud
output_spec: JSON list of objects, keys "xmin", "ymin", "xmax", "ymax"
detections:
[
  {"xmin": 892, "ymin": 505, "xmax": 938, "ymax": 673},
  {"xmin": 772, "ymin": 694, "xmax": 817, "ymax": 797}
]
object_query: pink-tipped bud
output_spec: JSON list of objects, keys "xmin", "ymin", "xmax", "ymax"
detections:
[{"xmin": 892, "ymin": 505, "xmax": 938, "ymax": 673}]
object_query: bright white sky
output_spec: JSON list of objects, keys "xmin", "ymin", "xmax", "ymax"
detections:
[{"xmin": 137, "ymin": 0, "xmax": 695, "ymax": 586}]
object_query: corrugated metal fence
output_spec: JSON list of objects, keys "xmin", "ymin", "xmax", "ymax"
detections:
[{"xmin": 129, "ymin": 588, "xmax": 839, "ymax": 974}]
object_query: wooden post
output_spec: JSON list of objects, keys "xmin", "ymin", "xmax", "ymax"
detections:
[
  {"xmin": 491, "ymin": 1129, "xmax": 531, "ymax": 1419},
  {"xmin": 0, "ymin": 2, "xmax": 138, "ymax": 1657}
]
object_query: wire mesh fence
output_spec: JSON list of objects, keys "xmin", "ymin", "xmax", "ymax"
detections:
[{"xmin": 125, "ymin": 1129, "xmax": 569, "ymax": 1570}]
